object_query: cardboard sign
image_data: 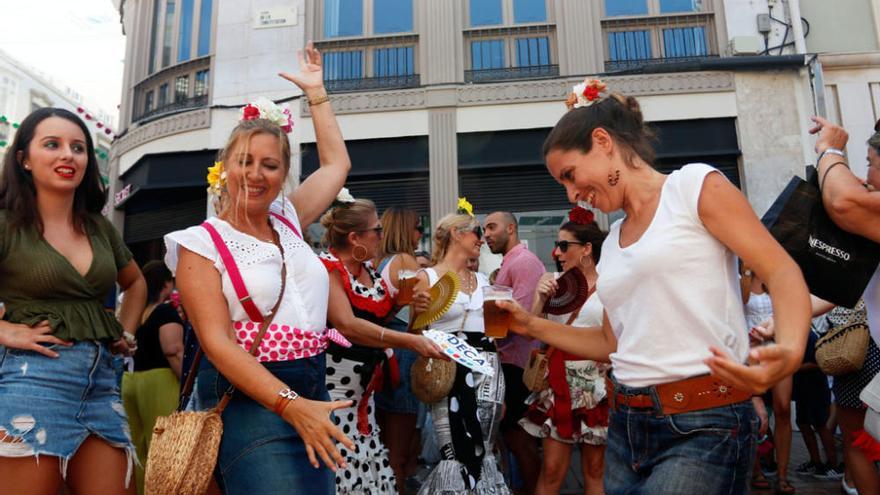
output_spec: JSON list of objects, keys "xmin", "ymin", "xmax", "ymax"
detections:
[{"xmin": 423, "ymin": 330, "xmax": 495, "ymax": 376}]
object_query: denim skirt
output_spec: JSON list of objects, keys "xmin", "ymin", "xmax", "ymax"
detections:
[
  {"xmin": 196, "ymin": 353, "xmax": 335, "ymax": 495},
  {"xmin": 604, "ymin": 379, "xmax": 758, "ymax": 495},
  {"xmin": 0, "ymin": 341, "xmax": 135, "ymax": 482}
]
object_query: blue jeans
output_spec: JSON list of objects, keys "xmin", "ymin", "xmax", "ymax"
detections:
[
  {"xmin": 196, "ymin": 354, "xmax": 334, "ymax": 495},
  {"xmin": 604, "ymin": 380, "xmax": 758, "ymax": 495}
]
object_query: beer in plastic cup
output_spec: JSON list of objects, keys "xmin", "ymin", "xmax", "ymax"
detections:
[
  {"xmin": 482, "ymin": 285, "xmax": 514, "ymax": 338},
  {"xmin": 397, "ymin": 270, "xmax": 418, "ymax": 305}
]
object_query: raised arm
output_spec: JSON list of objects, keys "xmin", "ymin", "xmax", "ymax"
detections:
[
  {"xmin": 497, "ymin": 298, "xmax": 617, "ymax": 362},
  {"xmin": 326, "ymin": 271, "xmax": 444, "ymax": 359},
  {"xmin": 176, "ymin": 247, "xmax": 354, "ymax": 470},
  {"xmin": 279, "ymin": 41, "xmax": 351, "ymax": 228},
  {"xmin": 699, "ymin": 171, "xmax": 811, "ymax": 393},
  {"xmin": 810, "ymin": 116, "xmax": 880, "ymax": 243}
]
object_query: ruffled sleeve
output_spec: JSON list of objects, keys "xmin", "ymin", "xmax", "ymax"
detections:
[{"xmin": 164, "ymin": 222, "xmax": 223, "ymax": 275}]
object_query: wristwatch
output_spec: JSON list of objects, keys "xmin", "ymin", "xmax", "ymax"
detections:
[
  {"xmin": 817, "ymin": 147, "xmax": 846, "ymax": 163},
  {"xmin": 273, "ymin": 387, "xmax": 300, "ymax": 415}
]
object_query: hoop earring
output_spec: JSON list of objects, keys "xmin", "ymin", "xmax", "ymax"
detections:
[
  {"xmin": 608, "ymin": 169, "xmax": 621, "ymax": 187},
  {"xmin": 352, "ymin": 244, "xmax": 369, "ymax": 262}
]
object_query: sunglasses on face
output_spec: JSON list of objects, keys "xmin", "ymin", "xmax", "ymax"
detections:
[
  {"xmin": 471, "ymin": 225, "xmax": 483, "ymax": 238},
  {"xmin": 554, "ymin": 240, "xmax": 584, "ymax": 253},
  {"xmin": 361, "ymin": 225, "xmax": 383, "ymax": 235},
  {"xmin": 414, "ymin": 224, "xmax": 424, "ymax": 235}
]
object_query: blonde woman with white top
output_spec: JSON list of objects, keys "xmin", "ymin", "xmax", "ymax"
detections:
[{"xmin": 499, "ymin": 80, "xmax": 811, "ymax": 494}]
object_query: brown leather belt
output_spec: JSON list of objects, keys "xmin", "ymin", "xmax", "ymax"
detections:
[{"xmin": 607, "ymin": 374, "xmax": 752, "ymax": 416}]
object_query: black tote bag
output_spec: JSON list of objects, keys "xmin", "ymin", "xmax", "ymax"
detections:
[{"xmin": 761, "ymin": 167, "xmax": 880, "ymax": 307}]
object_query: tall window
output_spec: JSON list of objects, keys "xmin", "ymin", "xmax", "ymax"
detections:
[
  {"xmin": 374, "ymin": 0, "xmax": 413, "ymax": 33},
  {"xmin": 601, "ymin": 0, "xmax": 714, "ymax": 68},
  {"xmin": 161, "ymin": 0, "xmax": 176, "ymax": 68},
  {"xmin": 178, "ymin": 0, "xmax": 194, "ymax": 63},
  {"xmin": 175, "ymin": 75, "xmax": 189, "ymax": 101},
  {"xmin": 470, "ymin": 0, "xmax": 503, "ymax": 26},
  {"xmin": 144, "ymin": 90, "xmax": 154, "ymax": 113},
  {"xmin": 148, "ymin": 0, "xmax": 162, "ymax": 71},
  {"xmin": 197, "ymin": 0, "xmax": 213, "ymax": 56},
  {"xmin": 604, "ymin": 0, "xmax": 648, "ymax": 16},
  {"xmin": 149, "ymin": 0, "xmax": 214, "ymax": 74},
  {"xmin": 373, "ymin": 46, "xmax": 414, "ymax": 77},
  {"xmin": 324, "ymin": 51, "xmax": 364, "ymax": 81},
  {"xmin": 471, "ymin": 40, "xmax": 506, "ymax": 70},
  {"xmin": 324, "ymin": 0, "xmax": 363, "ymax": 37},
  {"xmin": 515, "ymin": 37, "xmax": 550, "ymax": 66},
  {"xmin": 194, "ymin": 70, "xmax": 209, "ymax": 96},
  {"xmin": 158, "ymin": 83, "xmax": 169, "ymax": 107},
  {"xmin": 607, "ymin": 30, "xmax": 652, "ymax": 62},
  {"xmin": 513, "ymin": 0, "xmax": 546, "ymax": 23},
  {"xmin": 663, "ymin": 26, "xmax": 707, "ymax": 57}
]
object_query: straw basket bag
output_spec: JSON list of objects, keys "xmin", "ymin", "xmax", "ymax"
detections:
[
  {"xmin": 522, "ymin": 309, "xmax": 580, "ymax": 392},
  {"xmin": 145, "ymin": 220, "xmax": 289, "ymax": 495},
  {"xmin": 816, "ymin": 310, "xmax": 870, "ymax": 376}
]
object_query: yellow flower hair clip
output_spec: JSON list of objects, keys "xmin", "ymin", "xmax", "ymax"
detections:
[
  {"xmin": 207, "ymin": 161, "xmax": 227, "ymax": 196},
  {"xmin": 457, "ymin": 197, "xmax": 474, "ymax": 217}
]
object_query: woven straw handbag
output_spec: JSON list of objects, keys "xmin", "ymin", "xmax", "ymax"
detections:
[
  {"xmin": 411, "ymin": 356, "xmax": 457, "ymax": 403},
  {"xmin": 816, "ymin": 308, "xmax": 870, "ymax": 376},
  {"xmin": 145, "ymin": 219, "xmax": 290, "ymax": 495},
  {"xmin": 522, "ymin": 309, "xmax": 579, "ymax": 392}
]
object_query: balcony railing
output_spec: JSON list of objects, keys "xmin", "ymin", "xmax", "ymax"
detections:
[
  {"xmin": 134, "ymin": 95, "xmax": 208, "ymax": 123},
  {"xmin": 324, "ymin": 74, "xmax": 421, "ymax": 93},
  {"xmin": 601, "ymin": 12, "xmax": 718, "ymax": 73},
  {"xmin": 465, "ymin": 64, "xmax": 559, "ymax": 83}
]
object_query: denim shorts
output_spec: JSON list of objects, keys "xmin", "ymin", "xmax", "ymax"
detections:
[
  {"xmin": 0, "ymin": 341, "xmax": 135, "ymax": 482},
  {"xmin": 196, "ymin": 353, "xmax": 335, "ymax": 495},
  {"xmin": 604, "ymin": 379, "xmax": 758, "ymax": 495}
]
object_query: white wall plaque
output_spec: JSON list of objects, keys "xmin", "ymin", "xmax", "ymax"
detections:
[{"xmin": 254, "ymin": 6, "xmax": 298, "ymax": 29}]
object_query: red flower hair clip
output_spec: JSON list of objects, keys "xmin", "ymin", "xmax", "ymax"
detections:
[
  {"xmin": 242, "ymin": 104, "xmax": 261, "ymax": 120},
  {"xmin": 568, "ymin": 206, "xmax": 594, "ymax": 225}
]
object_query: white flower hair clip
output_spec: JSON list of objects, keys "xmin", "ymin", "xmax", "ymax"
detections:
[
  {"xmin": 240, "ymin": 96, "xmax": 294, "ymax": 133},
  {"xmin": 566, "ymin": 78, "xmax": 608, "ymax": 110},
  {"xmin": 335, "ymin": 187, "xmax": 356, "ymax": 204}
]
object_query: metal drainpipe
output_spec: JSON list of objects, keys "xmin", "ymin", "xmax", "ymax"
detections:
[{"xmin": 788, "ymin": 0, "xmax": 807, "ymax": 54}]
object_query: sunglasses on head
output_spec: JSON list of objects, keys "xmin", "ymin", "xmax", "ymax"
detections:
[{"xmin": 554, "ymin": 240, "xmax": 584, "ymax": 253}]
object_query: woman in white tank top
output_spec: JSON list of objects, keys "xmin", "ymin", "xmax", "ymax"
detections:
[{"xmin": 498, "ymin": 81, "xmax": 811, "ymax": 494}]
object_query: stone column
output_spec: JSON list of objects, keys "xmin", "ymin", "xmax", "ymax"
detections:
[
  {"xmin": 554, "ymin": 0, "xmax": 604, "ymax": 76},
  {"xmin": 418, "ymin": 0, "xmax": 464, "ymax": 84},
  {"xmin": 427, "ymin": 103, "xmax": 458, "ymax": 227}
]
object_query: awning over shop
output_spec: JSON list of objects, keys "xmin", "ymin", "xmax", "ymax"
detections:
[
  {"xmin": 117, "ymin": 149, "xmax": 216, "ymax": 208},
  {"xmin": 301, "ymin": 136, "xmax": 430, "ymax": 215},
  {"xmin": 458, "ymin": 118, "xmax": 742, "ymax": 213}
]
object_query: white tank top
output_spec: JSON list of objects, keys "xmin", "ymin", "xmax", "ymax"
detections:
[{"xmin": 596, "ymin": 164, "xmax": 749, "ymax": 387}]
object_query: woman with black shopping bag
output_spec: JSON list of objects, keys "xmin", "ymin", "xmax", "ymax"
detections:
[{"xmin": 496, "ymin": 78, "xmax": 812, "ymax": 494}]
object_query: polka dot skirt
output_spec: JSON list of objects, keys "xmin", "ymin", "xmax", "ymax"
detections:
[{"xmin": 326, "ymin": 353, "xmax": 396, "ymax": 493}]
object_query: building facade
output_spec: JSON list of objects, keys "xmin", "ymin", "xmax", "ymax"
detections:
[
  {"xmin": 0, "ymin": 49, "xmax": 116, "ymax": 182},
  {"xmin": 109, "ymin": 0, "xmax": 879, "ymax": 269}
]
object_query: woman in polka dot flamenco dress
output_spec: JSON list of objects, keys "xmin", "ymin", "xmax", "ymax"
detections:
[
  {"xmin": 413, "ymin": 212, "xmax": 509, "ymax": 495},
  {"xmin": 319, "ymin": 196, "xmax": 446, "ymax": 494}
]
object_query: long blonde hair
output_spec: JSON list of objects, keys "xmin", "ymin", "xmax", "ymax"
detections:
[
  {"xmin": 431, "ymin": 213, "xmax": 480, "ymax": 264},
  {"xmin": 379, "ymin": 207, "xmax": 419, "ymax": 257}
]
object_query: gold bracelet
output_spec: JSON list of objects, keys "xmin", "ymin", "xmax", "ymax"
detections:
[{"xmin": 307, "ymin": 93, "xmax": 330, "ymax": 106}]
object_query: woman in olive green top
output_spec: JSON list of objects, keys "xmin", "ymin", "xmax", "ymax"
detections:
[{"xmin": 0, "ymin": 108, "xmax": 146, "ymax": 495}]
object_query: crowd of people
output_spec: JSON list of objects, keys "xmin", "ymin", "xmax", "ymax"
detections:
[{"xmin": 0, "ymin": 42, "xmax": 878, "ymax": 495}]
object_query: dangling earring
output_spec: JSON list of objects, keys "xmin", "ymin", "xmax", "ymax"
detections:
[
  {"xmin": 352, "ymin": 244, "xmax": 368, "ymax": 262},
  {"xmin": 608, "ymin": 169, "xmax": 621, "ymax": 187}
]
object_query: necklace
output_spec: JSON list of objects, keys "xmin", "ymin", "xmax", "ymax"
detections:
[{"xmin": 459, "ymin": 270, "xmax": 474, "ymax": 295}]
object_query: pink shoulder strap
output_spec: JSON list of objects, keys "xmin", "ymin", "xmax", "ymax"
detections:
[
  {"xmin": 200, "ymin": 221, "xmax": 264, "ymax": 322},
  {"xmin": 269, "ymin": 212, "xmax": 302, "ymax": 239}
]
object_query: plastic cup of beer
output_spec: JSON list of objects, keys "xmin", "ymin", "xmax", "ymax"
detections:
[
  {"xmin": 482, "ymin": 285, "xmax": 514, "ymax": 338},
  {"xmin": 397, "ymin": 270, "xmax": 418, "ymax": 305}
]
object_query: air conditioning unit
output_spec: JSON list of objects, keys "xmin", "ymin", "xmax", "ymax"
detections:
[{"xmin": 729, "ymin": 36, "xmax": 763, "ymax": 55}]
